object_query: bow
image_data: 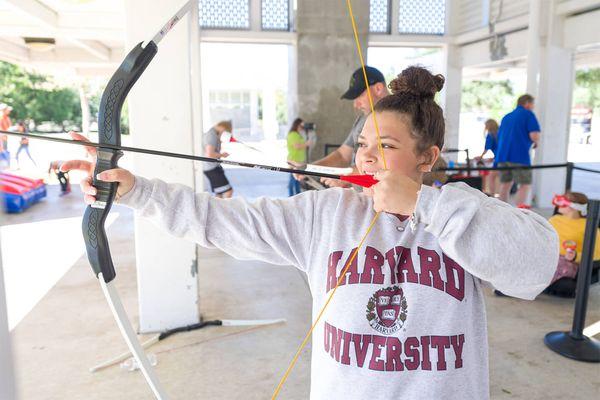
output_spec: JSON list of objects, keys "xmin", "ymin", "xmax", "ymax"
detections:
[
  {"xmin": 82, "ymin": 2, "xmax": 193, "ymax": 399},
  {"xmin": 77, "ymin": 0, "xmax": 384, "ymax": 398}
]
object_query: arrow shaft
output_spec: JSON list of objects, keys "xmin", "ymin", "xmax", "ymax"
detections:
[{"xmin": 0, "ymin": 130, "xmax": 341, "ymax": 181}]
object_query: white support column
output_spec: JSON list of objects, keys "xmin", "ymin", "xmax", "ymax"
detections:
[
  {"xmin": 440, "ymin": 43, "xmax": 462, "ymax": 155},
  {"xmin": 0, "ymin": 238, "xmax": 15, "ymax": 400},
  {"xmin": 287, "ymin": 44, "xmax": 298, "ymax": 137},
  {"xmin": 526, "ymin": 0, "xmax": 543, "ymax": 97},
  {"xmin": 124, "ymin": 0, "xmax": 200, "ymax": 332},
  {"xmin": 78, "ymin": 83, "xmax": 90, "ymax": 136},
  {"xmin": 440, "ymin": 0, "xmax": 462, "ymax": 155},
  {"xmin": 251, "ymin": 0, "xmax": 261, "ymax": 31},
  {"xmin": 529, "ymin": 0, "xmax": 574, "ymax": 207}
]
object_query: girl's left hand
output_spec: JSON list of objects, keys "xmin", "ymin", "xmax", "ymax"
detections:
[{"xmin": 372, "ymin": 170, "xmax": 421, "ymax": 215}]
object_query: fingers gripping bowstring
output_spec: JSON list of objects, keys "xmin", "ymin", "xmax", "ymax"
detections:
[{"xmin": 271, "ymin": 1, "xmax": 387, "ymax": 398}]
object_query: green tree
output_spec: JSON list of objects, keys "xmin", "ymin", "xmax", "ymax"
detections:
[
  {"xmin": 573, "ymin": 68, "xmax": 600, "ymax": 109},
  {"xmin": 0, "ymin": 61, "xmax": 81, "ymax": 130},
  {"xmin": 461, "ymin": 79, "xmax": 515, "ymax": 120}
]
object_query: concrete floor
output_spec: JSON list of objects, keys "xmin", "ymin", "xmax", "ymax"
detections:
[{"xmin": 6, "ymin": 169, "xmax": 600, "ymax": 399}]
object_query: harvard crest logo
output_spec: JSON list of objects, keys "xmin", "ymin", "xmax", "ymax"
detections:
[{"xmin": 366, "ymin": 285, "xmax": 408, "ymax": 335}]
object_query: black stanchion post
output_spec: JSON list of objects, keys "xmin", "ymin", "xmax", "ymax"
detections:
[
  {"xmin": 465, "ymin": 149, "xmax": 471, "ymax": 177},
  {"xmin": 565, "ymin": 162, "xmax": 574, "ymax": 192},
  {"xmin": 544, "ymin": 199, "xmax": 600, "ymax": 362}
]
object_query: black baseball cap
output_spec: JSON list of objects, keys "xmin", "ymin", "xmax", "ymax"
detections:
[{"xmin": 340, "ymin": 66, "xmax": 386, "ymax": 100}]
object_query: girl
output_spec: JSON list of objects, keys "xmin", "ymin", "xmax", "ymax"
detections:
[
  {"xmin": 287, "ymin": 118, "xmax": 312, "ymax": 196},
  {"xmin": 64, "ymin": 66, "xmax": 557, "ymax": 400},
  {"xmin": 476, "ymin": 119, "xmax": 499, "ymax": 196},
  {"xmin": 546, "ymin": 191, "xmax": 600, "ymax": 296},
  {"xmin": 16, "ymin": 121, "xmax": 37, "ymax": 168}
]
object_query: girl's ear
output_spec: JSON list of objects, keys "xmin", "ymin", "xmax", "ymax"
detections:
[{"xmin": 418, "ymin": 146, "xmax": 441, "ymax": 173}]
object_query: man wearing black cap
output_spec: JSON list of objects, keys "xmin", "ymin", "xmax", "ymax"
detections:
[{"xmin": 312, "ymin": 66, "xmax": 389, "ymax": 186}]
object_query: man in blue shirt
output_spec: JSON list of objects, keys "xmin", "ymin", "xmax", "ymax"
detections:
[{"xmin": 495, "ymin": 94, "xmax": 541, "ymax": 206}]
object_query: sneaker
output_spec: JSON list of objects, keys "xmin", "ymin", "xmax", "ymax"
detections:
[{"xmin": 517, "ymin": 203, "xmax": 531, "ymax": 209}]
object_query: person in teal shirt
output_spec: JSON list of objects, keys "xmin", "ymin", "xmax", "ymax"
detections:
[{"xmin": 287, "ymin": 118, "xmax": 312, "ymax": 196}]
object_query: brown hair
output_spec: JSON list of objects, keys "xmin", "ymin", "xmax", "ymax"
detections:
[
  {"xmin": 565, "ymin": 191, "xmax": 588, "ymax": 205},
  {"xmin": 564, "ymin": 191, "xmax": 588, "ymax": 217},
  {"xmin": 215, "ymin": 120, "xmax": 232, "ymax": 132},
  {"xmin": 289, "ymin": 118, "xmax": 303, "ymax": 133},
  {"xmin": 517, "ymin": 94, "xmax": 534, "ymax": 107},
  {"xmin": 484, "ymin": 119, "xmax": 499, "ymax": 138},
  {"xmin": 374, "ymin": 66, "xmax": 445, "ymax": 154}
]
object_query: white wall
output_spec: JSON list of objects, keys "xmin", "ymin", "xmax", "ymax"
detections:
[{"xmin": 124, "ymin": 0, "xmax": 201, "ymax": 332}]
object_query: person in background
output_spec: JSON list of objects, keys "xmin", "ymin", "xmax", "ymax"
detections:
[
  {"xmin": 15, "ymin": 121, "xmax": 36, "ymax": 168},
  {"xmin": 548, "ymin": 192, "xmax": 600, "ymax": 285},
  {"xmin": 475, "ymin": 119, "xmax": 499, "ymax": 196},
  {"xmin": 422, "ymin": 156, "xmax": 448, "ymax": 188},
  {"xmin": 309, "ymin": 66, "xmax": 389, "ymax": 187},
  {"xmin": 0, "ymin": 103, "xmax": 13, "ymax": 153},
  {"xmin": 495, "ymin": 95, "xmax": 541, "ymax": 207},
  {"xmin": 287, "ymin": 118, "xmax": 312, "ymax": 196},
  {"xmin": 203, "ymin": 120, "xmax": 233, "ymax": 198},
  {"xmin": 49, "ymin": 160, "xmax": 71, "ymax": 196}
]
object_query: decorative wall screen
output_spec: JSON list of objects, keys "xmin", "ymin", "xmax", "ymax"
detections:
[
  {"xmin": 369, "ymin": 0, "xmax": 390, "ymax": 33},
  {"xmin": 262, "ymin": 0, "xmax": 290, "ymax": 31},
  {"xmin": 398, "ymin": 0, "xmax": 445, "ymax": 35},
  {"xmin": 199, "ymin": 0, "xmax": 250, "ymax": 29}
]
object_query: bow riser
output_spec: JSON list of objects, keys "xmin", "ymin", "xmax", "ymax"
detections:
[{"xmin": 83, "ymin": 41, "xmax": 157, "ymax": 284}]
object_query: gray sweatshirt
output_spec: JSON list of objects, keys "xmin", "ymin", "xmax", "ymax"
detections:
[{"xmin": 119, "ymin": 177, "xmax": 558, "ymax": 400}]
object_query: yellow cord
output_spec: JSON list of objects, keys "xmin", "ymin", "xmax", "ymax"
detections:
[
  {"xmin": 271, "ymin": 1, "xmax": 388, "ymax": 397},
  {"xmin": 346, "ymin": 0, "xmax": 387, "ymax": 169}
]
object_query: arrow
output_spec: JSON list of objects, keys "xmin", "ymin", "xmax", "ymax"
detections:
[{"xmin": 0, "ymin": 130, "xmax": 378, "ymax": 188}]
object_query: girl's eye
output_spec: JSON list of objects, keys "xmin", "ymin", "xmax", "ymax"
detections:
[{"xmin": 356, "ymin": 142, "xmax": 366, "ymax": 148}]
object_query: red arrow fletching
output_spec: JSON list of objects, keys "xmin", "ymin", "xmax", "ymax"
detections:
[
  {"xmin": 229, "ymin": 137, "xmax": 238, "ymax": 143},
  {"xmin": 340, "ymin": 174, "xmax": 378, "ymax": 188}
]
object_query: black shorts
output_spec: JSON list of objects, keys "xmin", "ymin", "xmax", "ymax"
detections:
[{"xmin": 204, "ymin": 166, "xmax": 232, "ymax": 194}]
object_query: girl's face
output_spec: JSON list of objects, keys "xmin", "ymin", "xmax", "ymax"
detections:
[{"xmin": 355, "ymin": 111, "xmax": 438, "ymax": 195}]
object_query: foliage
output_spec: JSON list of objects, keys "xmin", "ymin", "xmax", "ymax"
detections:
[
  {"xmin": 461, "ymin": 79, "xmax": 515, "ymax": 121},
  {"xmin": 573, "ymin": 68, "xmax": 600, "ymax": 110},
  {"xmin": 0, "ymin": 61, "xmax": 81, "ymax": 129}
]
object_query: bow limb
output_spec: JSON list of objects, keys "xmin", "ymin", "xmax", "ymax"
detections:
[{"xmin": 82, "ymin": 2, "xmax": 192, "ymax": 399}]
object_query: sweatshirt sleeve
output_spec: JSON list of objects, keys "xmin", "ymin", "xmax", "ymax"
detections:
[
  {"xmin": 117, "ymin": 176, "xmax": 316, "ymax": 271},
  {"xmin": 414, "ymin": 182, "xmax": 559, "ymax": 300}
]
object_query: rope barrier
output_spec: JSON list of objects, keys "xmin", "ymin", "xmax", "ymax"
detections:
[
  {"xmin": 437, "ymin": 163, "xmax": 600, "ymax": 174},
  {"xmin": 437, "ymin": 163, "xmax": 570, "ymax": 172},
  {"xmin": 573, "ymin": 166, "xmax": 600, "ymax": 174}
]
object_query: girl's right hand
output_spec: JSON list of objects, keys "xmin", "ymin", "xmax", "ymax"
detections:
[{"xmin": 60, "ymin": 132, "xmax": 135, "ymax": 205}]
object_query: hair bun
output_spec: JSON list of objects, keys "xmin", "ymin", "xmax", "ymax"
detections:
[{"xmin": 388, "ymin": 66, "xmax": 445, "ymax": 99}]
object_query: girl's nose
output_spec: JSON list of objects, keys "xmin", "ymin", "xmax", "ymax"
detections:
[{"xmin": 362, "ymin": 143, "xmax": 380, "ymax": 163}]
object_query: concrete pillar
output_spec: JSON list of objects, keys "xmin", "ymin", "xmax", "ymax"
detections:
[
  {"xmin": 0, "ymin": 241, "xmax": 16, "ymax": 400},
  {"xmin": 296, "ymin": 0, "xmax": 369, "ymax": 160},
  {"xmin": 526, "ymin": 0, "xmax": 543, "ymax": 97},
  {"xmin": 440, "ymin": 44, "xmax": 462, "ymax": 154},
  {"xmin": 528, "ymin": 0, "xmax": 573, "ymax": 206},
  {"xmin": 124, "ymin": 0, "xmax": 201, "ymax": 332},
  {"xmin": 287, "ymin": 45, "xmax": 298, "ymax": 140},
  {"xmin": 440, "ymin": 0, "xmax": 462, "ymax": 155}
]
